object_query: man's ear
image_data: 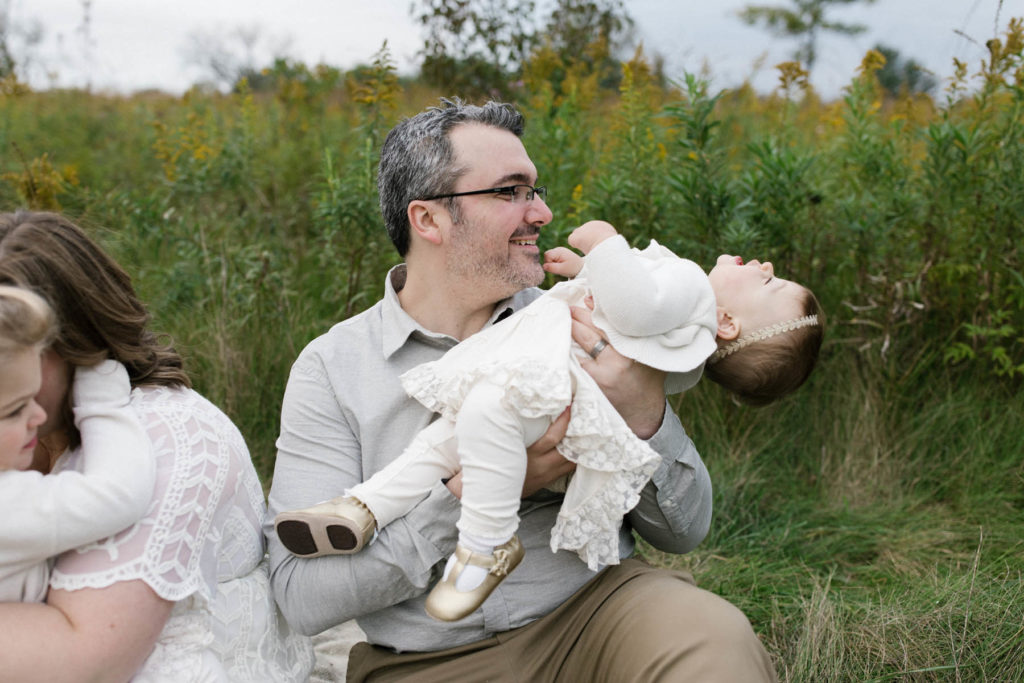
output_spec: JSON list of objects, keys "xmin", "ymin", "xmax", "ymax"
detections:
[
  {"xmin": 717, "ymin": 306, "xmax": 740, "ymax": 341},
  {"xmin": 407, "ymin": 200, "xmax": 444, "ymax": 247}
]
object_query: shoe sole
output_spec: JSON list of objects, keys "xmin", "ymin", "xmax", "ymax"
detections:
[{"xmin": 274, "ymin": 512, "xmax": 366, "ymax": 558}]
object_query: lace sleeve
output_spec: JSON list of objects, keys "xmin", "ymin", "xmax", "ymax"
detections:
[{"xmin": 50, "ymin": 386, "xmax": 265, "ymax": 601}]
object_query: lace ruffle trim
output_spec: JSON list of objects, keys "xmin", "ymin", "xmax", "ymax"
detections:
[
  {"xmin": 548, "ymin": 455, "xmax": 657, "ymax": 571},
  {"xmin": 49, "ymin": 559, "xmax": 208, "ymax": 603},
  {"xmin": 402, "ymin": 357, "xmax": 574, "ymax": 421},
  {"xmin": 548, "ymin": 379, "xmax": 661, "ymax": 570}
]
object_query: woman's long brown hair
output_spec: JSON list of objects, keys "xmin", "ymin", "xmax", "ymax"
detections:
[{"xmin": 0, "ymin": 210, "xmax": 190, "ymax": 446}]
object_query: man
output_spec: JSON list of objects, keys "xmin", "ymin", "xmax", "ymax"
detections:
[{"xmin": 265, "ymin": 98, "xmax": 777, "ymax": 681}]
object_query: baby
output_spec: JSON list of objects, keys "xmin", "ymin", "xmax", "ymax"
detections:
[
  {"xmin": 275, "ymin": 220, "xmax": 823, "ymax": 621},
  {"xmin": 0, "ymin": 285, "xmax": 155, "ymax": 602}
]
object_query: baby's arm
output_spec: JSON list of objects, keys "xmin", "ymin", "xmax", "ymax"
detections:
[
  {"xmin": 584, "ymin": 233, "xmax": 710, "ymax": 337},
  {"xmin": 544, "ymin": 221, "xmax": 620, "ymax": 278},
  {"xmin": 543, "ymin": 247, "xmax": 585, "ymax": 278},
  {"xmin": 568, "ymin": 220, "xmax": 619, "ymax": 254},
  {"xmin": 0, "ymin": 360, "xmax": 154, "ymax": 563}
]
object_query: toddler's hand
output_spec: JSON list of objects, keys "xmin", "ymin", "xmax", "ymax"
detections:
[
  {"xmin": 567, "ymin": 221, "xmax": 618, "ymax": 255},
  {"xmin": 72, "ymin": 359, "xmax": 132, "ymax": 419},
  {"xmin": 543, "ymin": 247, "xmax": 584, "ymax": 278}
]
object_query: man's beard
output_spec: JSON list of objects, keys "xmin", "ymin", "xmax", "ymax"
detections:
[{"xmin": 447, "ymin": 220, "xmax": 544, "ymax": 294}]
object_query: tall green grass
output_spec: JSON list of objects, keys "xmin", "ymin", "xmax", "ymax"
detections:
[
  {"xmin": 648, "ymin": 351, "xmax": 1023, "ymax": 680},
  {"xmin": 2, "ymin": 26, "xmax": 1022, "ymax": 681}
]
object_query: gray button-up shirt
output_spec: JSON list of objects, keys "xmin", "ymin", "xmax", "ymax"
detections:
[{"xmin": 265, "ymin": 265, "xmax": 713, "ymax": 652}]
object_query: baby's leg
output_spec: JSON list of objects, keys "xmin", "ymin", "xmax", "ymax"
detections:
[
  {"xmin": 454, "ymin": 380, "xmax": 550, "ymax": 545},
  {"xmin": 351, "ymin": 418, "xmax": 460, "ymax": 527},
  {"xmin": 424, "ymin": 380, "xmax": 549, "ymax": 621},
  {"xmin": 275, "ymin": 419, "xmax": 459, "ymax": 558}
]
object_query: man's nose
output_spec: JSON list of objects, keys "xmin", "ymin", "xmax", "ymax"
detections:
[{"xmin": 526, "ymin": 196, "xmax": 553, "ymax": 226}]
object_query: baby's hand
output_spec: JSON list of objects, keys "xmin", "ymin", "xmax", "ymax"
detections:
[
  {"xmin": 567, "ymin": 220, "xmax": 618, "ymax": 255},
  {"xmin": 544, "ymin": 246, "xmax": 585, "ymax": 278}
]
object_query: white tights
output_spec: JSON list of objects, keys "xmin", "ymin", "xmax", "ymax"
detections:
[{"xmin": 348, "ymin": 380, "xmax": 551, "ymax": 545}]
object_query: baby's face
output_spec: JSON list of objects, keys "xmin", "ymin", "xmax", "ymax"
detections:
[
  {"xmin": 0, "ymin": 347, "xmax": 47, "ymax": 471},
  {"xmin": 708, "ymin": 255, "xmax": 805, "ymax": 333}
]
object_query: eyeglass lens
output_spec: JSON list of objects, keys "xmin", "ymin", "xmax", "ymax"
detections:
[{"xmin": 516, "ymin": 185, "xmax": 546, "ymax": 202}]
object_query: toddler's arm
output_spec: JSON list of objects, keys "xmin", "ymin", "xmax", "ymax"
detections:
[{"xmin": 0, "ymin": 360, "xmax": 154, "ymax": 563}]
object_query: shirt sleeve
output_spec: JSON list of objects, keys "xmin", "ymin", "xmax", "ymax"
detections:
[
  {"xmin": 626, "ymin": 402, "xmax": 713, "ymax": 554},
  {"xmin": 265, "ymin": 351, "xmax": 462, "ymax": 637},
  {"xmin": 0, "ymin": 362, "xmax": 154, "ymax": 564}
]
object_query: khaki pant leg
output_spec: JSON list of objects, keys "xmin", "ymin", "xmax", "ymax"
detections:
[
  {"xmin": 346, "ymin": 559, "xmax": 776, "ymax": 683},
  {"xmin": 559, "ymin": 564, "xmax": 778, "ymax": 683},
  {"xmin": 346, "ymin": 636, "xmax": 515, "ymax": 683}
]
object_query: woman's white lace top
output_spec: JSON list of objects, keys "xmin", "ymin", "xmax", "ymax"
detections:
[{"xmin": 49, "ymin": 385, "xmax": 313, "ymax": 681}]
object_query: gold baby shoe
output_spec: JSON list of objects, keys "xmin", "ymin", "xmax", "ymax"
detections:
[
  {"xmin": 274, "ymin": 496, "xmax": 377, "ymax": 558},
  {"xmin": 424, "ymin": 536, "xmax": 525, "ymax": 622}
]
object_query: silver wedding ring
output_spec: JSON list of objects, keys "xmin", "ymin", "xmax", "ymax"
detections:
[{"xmin": 588, "ymin": 339, "xmax": 608, "ymax": 360}]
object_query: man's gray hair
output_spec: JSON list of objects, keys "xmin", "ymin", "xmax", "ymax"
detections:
[{"xmin": 378, "ymin": 98, "xmax": 525, "ymax": 256}]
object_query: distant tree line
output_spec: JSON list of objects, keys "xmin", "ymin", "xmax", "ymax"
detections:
[
  {"xmin": 412, "ymin": 0, "xmax": 638, "ymax": 98},
  {"xmin": 1, "ymin": 0, "xmax": 936, "ymax": 98}
]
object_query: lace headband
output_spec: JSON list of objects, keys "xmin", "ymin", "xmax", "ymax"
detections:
[{"xmin": 707, "ymin": 314, "xmax": 819, "ymax": 365}]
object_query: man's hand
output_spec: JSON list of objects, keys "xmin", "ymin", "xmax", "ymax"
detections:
[
  {"xmin": 571, "ymin": 305, "xmax": 667, "ymax": 439},
  {"xmin": 445, "ymin": 408, "xmax": 576, "ymax": 500},
  {"xmin": 522, "ymin": 407, "xmax": 575, "ymax": 497}
]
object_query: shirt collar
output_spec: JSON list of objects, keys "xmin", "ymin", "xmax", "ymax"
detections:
[{"xmin": 380, "ymin": 264, "xmax": 522, "ymax": 359}]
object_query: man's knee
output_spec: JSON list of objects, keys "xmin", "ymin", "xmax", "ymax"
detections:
[
  {"xmin": 588, "ymin": 569, "xmax": 776, "ymax": 682},
  {"xmin": 635, "ymin": 571, "xmax": 757, "ymax": 647}
]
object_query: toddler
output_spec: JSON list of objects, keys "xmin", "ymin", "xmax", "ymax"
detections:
[
  {"xmin": 275, "ymin": 220, "xmax": 823, "ymax": 621},
  {"xmin": 0, "ymin": 285, "xmax": 155, "ymax": 602}
]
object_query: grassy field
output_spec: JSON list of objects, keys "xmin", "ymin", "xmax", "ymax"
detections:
[
  {"xmin": 646, "ymin": 352, "xmax": 1023, "ymax": 680},
  {"xmin": 2, "ymin": 26, "xmax": 1023, "ymax": 680}
]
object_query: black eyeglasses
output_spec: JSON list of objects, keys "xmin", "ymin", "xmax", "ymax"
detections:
[{"xmin": 421, "ymin": 184, "xmax": 547, "ymax": 204}]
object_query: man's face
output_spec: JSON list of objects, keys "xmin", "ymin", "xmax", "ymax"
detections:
[{"xmin": 441, "ymin": 123, "xmax": 553, "ymax": 298}]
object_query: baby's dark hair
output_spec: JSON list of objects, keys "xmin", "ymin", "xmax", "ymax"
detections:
[
  {"xmin": 0, "ymin": 284, "xmax": 56, "ymax": 361},
  {"xmin": 704, "ymin": 287, "xmax": 824, "ymax": 405}
]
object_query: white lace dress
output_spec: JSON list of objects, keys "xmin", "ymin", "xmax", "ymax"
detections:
[
  {"xmin": 49, "ymin": 385, "xmax": 313, "ymax": 682},
  {"xmin": 402, "ymin": 278, "xmax": 663, "ymax": 571}
]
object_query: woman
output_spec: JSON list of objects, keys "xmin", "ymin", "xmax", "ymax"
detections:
[{"xmin": 0, "ymin": 210, "xmax": 313, "ymax": 682}]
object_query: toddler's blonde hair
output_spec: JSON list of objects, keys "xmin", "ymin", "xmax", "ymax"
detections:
[
  {"xmin": 0, "ymin": 285, "xmax": 56, "ymax": 360},
  {"xmin": 704, "ymin": 287, "xmax": 824, "ymax": 405}
]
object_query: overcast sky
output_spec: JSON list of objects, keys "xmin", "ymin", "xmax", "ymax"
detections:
[{"xmin": 10, "ymin": 0, "xmax": 1019, "ymax": 99}]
